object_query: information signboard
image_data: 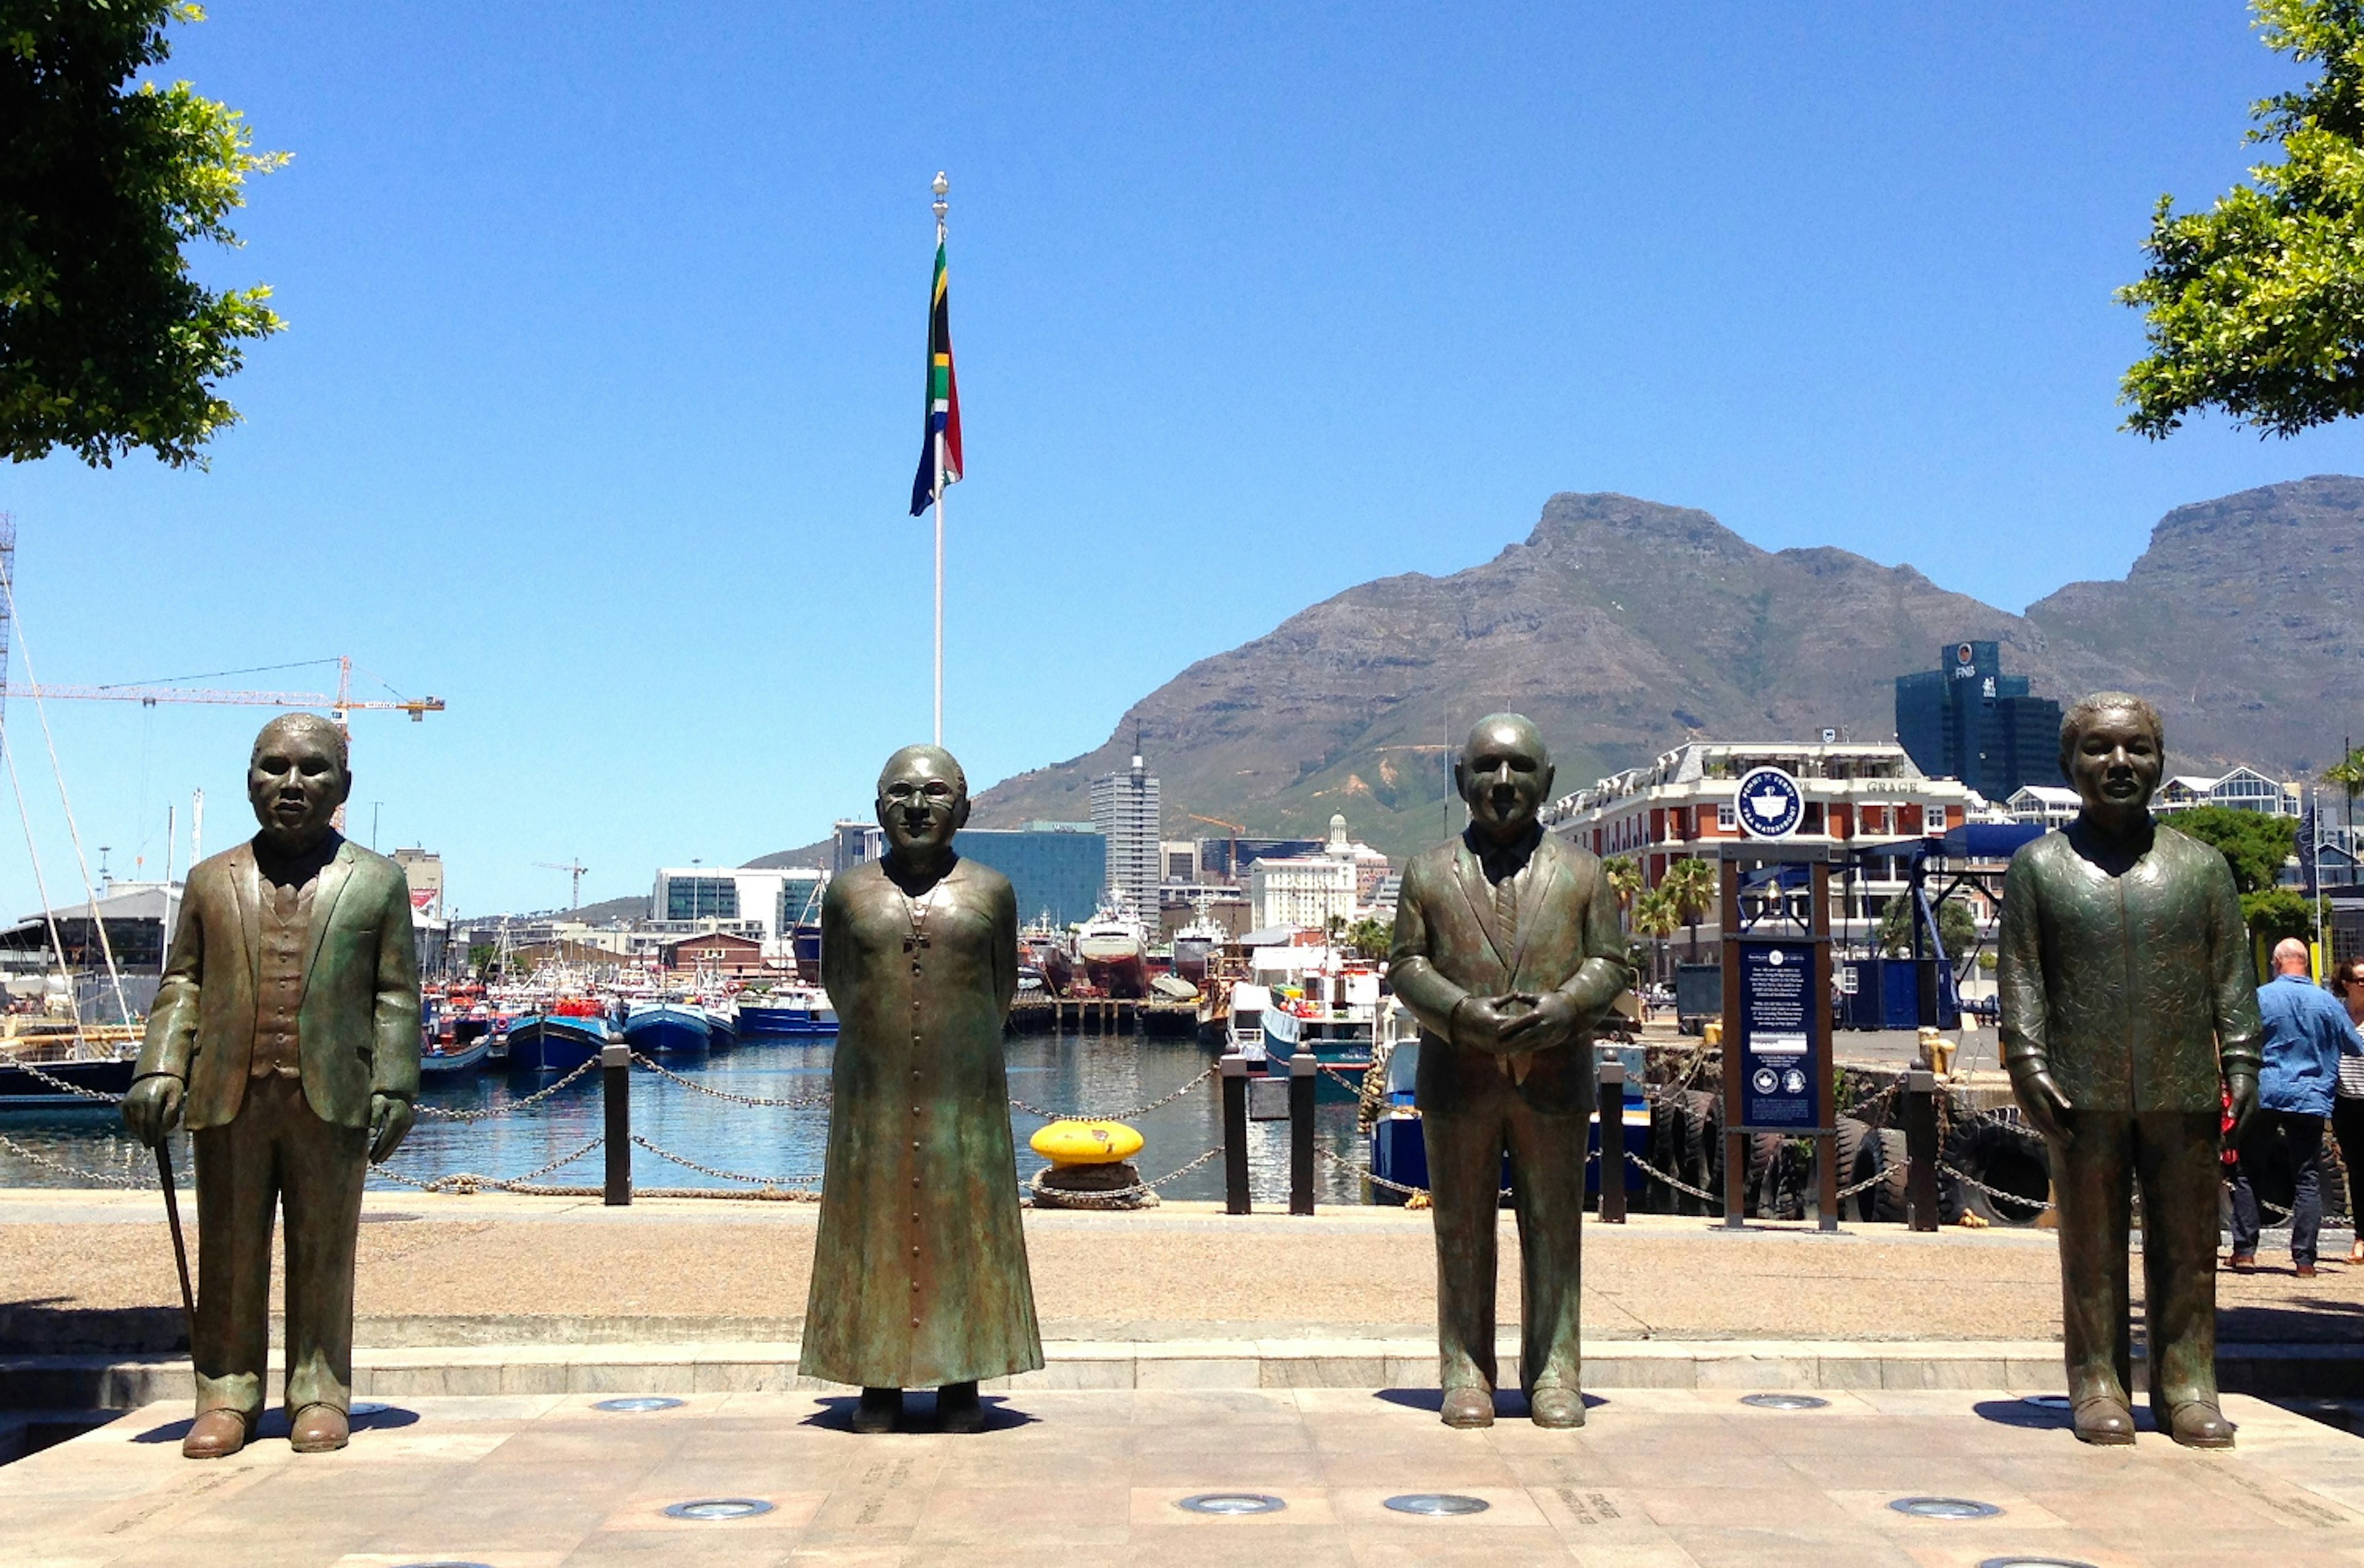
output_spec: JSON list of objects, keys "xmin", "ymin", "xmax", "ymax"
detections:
[{"xmin": 1735, "ymin": 936, "xmax": 1822, "ymax": 1131}]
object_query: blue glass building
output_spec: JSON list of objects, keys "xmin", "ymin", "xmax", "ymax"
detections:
[
  {"xmin": 954, "ymin": 826, "xmax": 1108, "ymax": 927},
  {"xmin": 1895, "ymin": 641, "xmax": 2063, "ymax": 803}
]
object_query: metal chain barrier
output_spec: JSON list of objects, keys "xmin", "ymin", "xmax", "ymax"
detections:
[
  {"xmin": 629, "ymin": 1132, "xmax": 822, "ymax": 1191},
  {"xmin": 372, "ymin": 1134, "xmax": 606, "ymax": 1194},
  {"xmin": 630, "ymin": 1052, "xmax": 834, "ymax": 1109},
  {"xmin": 1940, "ymin": 1159, "xmax": 2055, "ymax": 1213},
  {"xmin": 1026, "ymin": 1145, "xmax": 1224, "ymax": 1207},
  {"xmin": 1314, "ymin": 1143, "xmax": 1519, "ymax": 1200},
  {"xmin": 1624, "ymin": 1149, "xmax": 1724, "ymax": 1206},
  {"xmin": 412, "ymin": 1057, "xmax": 598, "ymax": 1121},
  {"xmin": 1008, "ymin": 1063, "xmax": 1217, "ymax": 1122},
  {"xmin": 5, "ymin": 1057, "xmax": 126, "ymax": 1103},
  {"xmin": 0, "ymin": 1129, "xmax": 154, "ymax": 1188}
]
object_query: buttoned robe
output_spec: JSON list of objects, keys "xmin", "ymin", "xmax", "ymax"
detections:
[
  {"xmin": 1998, "ymin": 821, "xmax": 2264, "ymax": 1413},
  {"xmin": 800, "ymin": 854, "xmax": 1042, "ymax": 1389}
]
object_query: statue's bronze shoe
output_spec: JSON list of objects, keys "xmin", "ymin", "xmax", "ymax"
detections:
[
  {"xmin": 1439, "ymin": 1388, "xmax": 1495, "ymax": 1429},
  {"xmin": 2166, "ymin": 1400, "xmax": 2236, "ymax": 1449},
  {"xmin": 288, "ymin": 1404, "xmax": 348, "ymax": 1454},
  {"xmin": 2070, "ymin": 1396, "xmax": 2135, "ymax": 1446},
  {"xmin": 181, "ymin": 1409, "xmax": 249, "ymax": 1460},
  {"xmin": 936, "ymin": 1381, "xmax": 985, "ymax": 1434},
  {"xmin": 852, "ymin": 1387, "xmax": 902, "ymax": 1434},
  {"xmin": 1529, "ymin": 1387, "xmax": 1586, "ymax": 1429}
]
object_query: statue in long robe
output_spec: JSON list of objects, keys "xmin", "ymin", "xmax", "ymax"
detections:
[{"xmin": 799, "ymin": 745, "xmax": 1040, "ymax": 1431}]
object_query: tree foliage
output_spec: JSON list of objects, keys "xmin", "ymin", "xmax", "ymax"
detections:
[
  {"xmin": 2168, "ymin": 805, "xmax": 2299, "ymax": 895},
  {"xmin": 2118, "ymin": 1, "xmax": 2364, "ymax": 436},
  {"xmin": 2324, "ymin": 744, "xmax": 2364, "ymax": 822},
  {"xmin": 2, "ymin": 2, "xmax": 286, "ymax": 467},
  {"xmin": 1341, "ymin": 916, "xmax": 1392, "ymax": 962},
  {"xmin": 1876, "ymin": 893, "xmax": 1979, "ymax": 959}
]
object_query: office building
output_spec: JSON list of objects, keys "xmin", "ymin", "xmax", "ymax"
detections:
[
  {"xmin": 833, "ymin": 819, "xmax": 884, "ymax": 875},
  {"xmin": 1894, "ymin": 640, "xmax": 2063, "ymax": 802},
  {"xmin": 1194, "ymin": 836, "xmax": 1324, "ymax": 882},
  {"xmin": 954, "ymin": 824, "xmax": 1107, "ymax": 927},
  {"xmin": 649, "ymin": 866, "xmax": 826, "ymax": 943},
  {"xmin": 1090, "ymin": 753, "xmax": 1161, "ymax": 924}
]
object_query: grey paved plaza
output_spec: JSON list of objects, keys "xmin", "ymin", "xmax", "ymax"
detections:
[{"xmin": 4, "ymin": 1385, "xmax": 2362, "ymax": 1566}]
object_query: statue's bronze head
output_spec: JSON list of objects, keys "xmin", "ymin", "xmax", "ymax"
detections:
[
  {"xmin": 876, "ymin": 744, "xmax": 970, "ymax": 863},
  {"xmin": 2059, "ymin": 691, "xmax": 2163, "ymax": 818},
  {"xmin": 248, "ymin": 713, "xmax": 349, "ymax": 854},
  {"xmin": 1456, "ymin": 713, "xmax": 1554, "ymax": 846}
]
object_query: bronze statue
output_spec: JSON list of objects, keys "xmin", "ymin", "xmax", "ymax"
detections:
[
  {"xmin": 121, "ymin": 714, "xmax": 421, "ymax": 1458},
  {"xmin": 800, "ymin": 744, "xmax": 1040, "ymax": 1431},
  {"xmin": 1998, "ymin": 692, "xmax": 2262, "ymax": 1448},
  {"xmin": 1389, "ymin": 714, "xmax": 1627, "ymax": 1428}
]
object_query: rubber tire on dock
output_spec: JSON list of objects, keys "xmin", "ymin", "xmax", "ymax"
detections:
[
  {"xmin": 1944, "ymin": 1110, "xmax": 2052, "ymax": 1226},
  {"xmin": 1852, "ymin": 1126, "xmax": 1910, "ymax": 1224}
]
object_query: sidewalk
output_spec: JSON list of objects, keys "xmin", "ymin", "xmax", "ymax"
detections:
[{"xmin": 4, "ymin": 1386, "xmax": 2360, "ymax": 1567}]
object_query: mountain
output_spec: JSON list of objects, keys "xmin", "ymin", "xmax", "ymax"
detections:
[{"xmin": 956, "ymin": 479, "xmax": 2360, "ymax": 862}]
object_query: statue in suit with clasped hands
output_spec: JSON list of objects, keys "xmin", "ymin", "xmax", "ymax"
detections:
[{"xmin": 123, "ymin": 714, "xmax": 421, "ymax": 1458}]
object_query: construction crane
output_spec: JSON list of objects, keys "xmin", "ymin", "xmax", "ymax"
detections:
[
  {"xmin": 1185, "ymin": 812, "xmax": 1247, "ymax": 883},
  {"xmin": 537, "ymin": 859, "xmax": 589, "ymax": 911},
  {"xmin": 0, "ymin": 655, "xmax": 444, "ymax": 724}
]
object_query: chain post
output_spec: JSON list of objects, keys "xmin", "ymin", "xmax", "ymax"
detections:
[
  {"xmin": 1289, "ymin": 1053, "xmax": 1317, "ymax": 1215},
  {"xmin": 1597, "ymin": 1059, "xmax": 1628, "ymax": 1224},
  {"xmin": 601, "ymin": 1043, "xmax": 632, "ymax": 1207},
  {"xmin": 1905, "ymin": 1068, "xmax": 1939, "ymax": 1231},
  {"xmin": 1221, "ymin": 1054, "xmax": 1250, "ymax": 1215}
]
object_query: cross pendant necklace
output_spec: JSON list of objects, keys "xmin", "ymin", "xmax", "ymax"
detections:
[{"xmin": 903, "ymin": 879, "xmax": 943, "ymax": 954}]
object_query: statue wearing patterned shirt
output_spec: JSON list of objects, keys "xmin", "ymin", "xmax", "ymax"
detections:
[
  {"xmin": 1998, "ymin": 692, "xmax": 2262, "ymax": 1448},
  {"xmin": 121, "ymin": 714, "xmax": 421, "ymax": 1459},
  {"xmin": 1389, "ymin": 714, "xmax": 1629, "ymax": 1429},
  {"xmin": 800, "ymin": 745, "xmax": 1040, "ymax": 1433}
]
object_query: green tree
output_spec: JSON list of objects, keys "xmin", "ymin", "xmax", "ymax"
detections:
[
  {"xmin": 3, "ymin": 2, "xmax": 287, "ymax": 467},
  {"xmin": 1603, "ymin": 854, "xmax": 1642, "ymax": 910},
  {"xmin": 2119, "ymin": 1, "xmax": 2364, "ymax": 436},
  {"xmin": 2324, "ymin": 744, "xmax": 2364, "ymax": 838},
  {"xmin": 1342, "ymin": 916, "xmax": 1392, "ymax": 962},
  {"xmin": 2168, "ymin": 805, "xmax": 2299, "ymax": 894},
  {"xmin": 2242, "ymin": 886, "xmax": 2325, "ymax": 949},
  {"xmin": 1661, "ymin": 856, "xmax": 1718, "ymax": 963},
  {"xmin": 1631, "ymin": 888, "xmax": 1679, "ymax": 983},
  {"xmin": 1876, "ymin": 893, "xmax": 1978, "ymax": 959}
]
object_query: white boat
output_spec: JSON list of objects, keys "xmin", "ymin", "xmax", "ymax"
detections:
[
  {"xmin": 1226, "ymin": 981, "xmax": 1270, "ymax": 1061},
  {"xmin": 1075, "ymin": 907, "xmax": 1148, "ymax": 997}
]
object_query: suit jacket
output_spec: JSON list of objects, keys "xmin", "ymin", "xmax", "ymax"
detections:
[
  {"xmin": 1389, "ymin": 829, "xmax": 1628, "ymax": 1116},
  {"xmin": 135, "ymin": 836, "xmax": 422, "ymax": 1131},
  {"xmin": 1997, "ymin": 821, "xmax": 2262, "ymax": 1117}
]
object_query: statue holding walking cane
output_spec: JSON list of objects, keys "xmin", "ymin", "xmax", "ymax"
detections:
[{"xmin": 121, "ymin": 714, "xmax": 421, "ymax": 1458}]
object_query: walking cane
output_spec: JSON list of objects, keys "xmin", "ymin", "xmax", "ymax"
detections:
[{"xmin": 155, "ymin": 1140, "xmax": 196, "ymax": 1341}]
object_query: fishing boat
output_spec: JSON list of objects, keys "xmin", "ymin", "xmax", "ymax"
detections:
[
  {"xmin": 418, "ymin": 1033, "xmax": 493, "ymax": 1076},
  {"xmin": 736, "ymin": 986, "xmax": 837, "ymax": 1038},
  {"xmin": 1075, "ymin": 907, "xmax": 1148, "ymax": 998},
  {"xmin": 704, "ymin": 1000, "xmax": 739, "ymax": 1051},
  {"xmin": 1254, "ymin": 951, "xmax": 1381, "ymax": 1070},
  {"xmin": 622, "ymin": 1001, "xmax": 712, "ymax": 1056},
  {"xmin": 504, "ymin": 1000, "xmax": 611, "ymax": 1074}
]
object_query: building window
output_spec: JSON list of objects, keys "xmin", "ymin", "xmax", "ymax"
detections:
[{"xmin": 1716, "ymin": 803, "xmax": 1737, "ymax": 832}]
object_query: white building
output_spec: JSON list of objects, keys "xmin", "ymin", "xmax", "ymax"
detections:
[
  {"xmin": 1249, "ymin": 853, "xmax": 1357, "ymax": 931},
  {"xmin": 649, "ymin": 866, "xmax": 827, "ymax": 944},
  {"xmin": 1540, "ymin": 739, "xmax": 1992, "ymax": 954},
  {"xmin": 1090, "ymin": 754, "xmax": 1162, "ymax": 925},
  {"xmin": 2153, "ymin": 767, "xmax": 2302, "ymax": 817},
  {"xmin": 2006, "ymin": 785, "xmax": 2081, "ymax": 829}
]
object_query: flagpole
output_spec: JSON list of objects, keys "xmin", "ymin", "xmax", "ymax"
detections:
[{"xmin": 932, "ymin": 172, "xmax": 949, "ymax": 747}]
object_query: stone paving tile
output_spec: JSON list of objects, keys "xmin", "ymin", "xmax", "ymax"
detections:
[{"xmin": 2, "ymin": 1390, "xmax": 2360, "ymax": 1566}]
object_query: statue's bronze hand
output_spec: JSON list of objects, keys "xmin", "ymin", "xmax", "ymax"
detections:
[
  {"xmin": 1497, "ymin": 990, "xmax": 1578, "ymax": 1052},
  {"xmin": 121, "ymin": 1075, "xmax": 183, "ymax": 1148},
  {"xmin": 2009, "ymin": 1066, "xmax": 2073, "ymax": 1148},
  {"xmin": 368, "ymin": 1093, "xmax": 414, "ymax": 1164},
  {"xmin": 2225, "ymin": 1069, "xmax": 2259, "ymax": 1146},
  {"xmin": 1452, "ymin": 995, "xmax": 1514, "ymax": 1053}
]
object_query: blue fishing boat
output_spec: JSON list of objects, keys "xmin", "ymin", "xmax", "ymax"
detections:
[
  {"xmin": 736, "ymin": 991, "xmax": 838, "ymax": 1038},
  {"xmin": 504, "ymin": 1011, "xmax": 609, "ymax": 1074},
  {"xmin": 705, "ymin": 1003, "xmax": 739, "ymax": 1052},
  {"xmin": 419, "ymin": 1034, "xmax": 492, "ymax": 1077},
  {"xmin": 623, "ymin": 1002, "xmax": 712, "ymax": 1056}
]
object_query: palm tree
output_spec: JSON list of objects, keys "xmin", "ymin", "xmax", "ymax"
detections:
[
  {"xmin": 2325, "ymin": 744, "xmax": 2364, "ymax": 882},
  {"xmin": 1604, "ymin": 855, "xmax": 1642, "ymax": 911},
  {"xmin": 1662, "ymin": 856, "xmax": 1719, "ymax": 964},
  {"xmin": 1631, "ymin": 888, "xmax": 1680, "ymax": 984}
]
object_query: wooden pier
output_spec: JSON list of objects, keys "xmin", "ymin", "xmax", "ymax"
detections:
[{"xmin": 1007, "ymin": 996, "xmax": 1200, "ymax": 1037}]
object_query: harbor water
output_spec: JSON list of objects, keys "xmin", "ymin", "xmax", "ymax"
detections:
[{"xmin": 0, "ymin": 1034, "xmax": 1375, "ymax": 1207}]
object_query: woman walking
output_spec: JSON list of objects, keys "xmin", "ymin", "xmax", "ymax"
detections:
[{"xmin": 2331, "ymin": 957, "xmax": 2364, "ymax": 1266}]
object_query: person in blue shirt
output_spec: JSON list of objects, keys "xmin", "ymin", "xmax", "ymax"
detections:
[{"xmin": 2229, "ymin": 939, "xmax": 2364, "ymax": 1277}]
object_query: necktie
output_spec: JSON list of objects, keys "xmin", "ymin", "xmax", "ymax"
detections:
[{"xmin": 1494, "ymin": 864, "xmax": 1518, "ymax": 950}]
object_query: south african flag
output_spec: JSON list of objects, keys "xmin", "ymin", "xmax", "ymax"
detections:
[{"xmin": 908, "ymin": 239, "xmax": 963, "ymax": 515}]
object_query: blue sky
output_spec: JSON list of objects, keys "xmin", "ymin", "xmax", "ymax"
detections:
[{"xmin": 7, "ymin": 1, "xmax": 2363, "ymax": 918}]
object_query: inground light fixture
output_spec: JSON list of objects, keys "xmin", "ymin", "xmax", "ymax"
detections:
[
  {"xmin": 1891, "ymin": 1496, "xmax": 2003, "ymax": 1519},
  {"xmin": 1739, "ymin": 1393, "xmax": 1828, "ymax": 1410},
  {"xmin": 1384, "ymin": 1494, "xmax": 1491, "ymax": 1516},
  {"xmin": 662, "ymin": 1498, "xmax": 774, "ymax": 1521},
  {"xmin": 1175, "ymin": 1492, "xmax": 1287, "ymax": 1515}
]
